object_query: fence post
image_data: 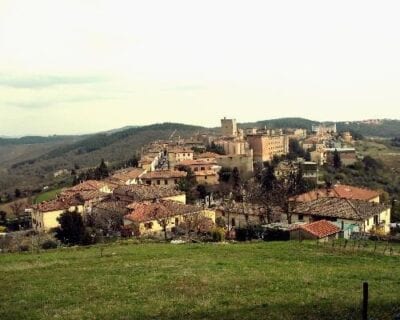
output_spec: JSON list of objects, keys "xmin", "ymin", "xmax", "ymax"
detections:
[{"xmin": 362, "ymin": 282, "xmax": 368, "ymax": 320}]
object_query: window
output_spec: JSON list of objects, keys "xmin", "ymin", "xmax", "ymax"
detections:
[
  {"xmin": 205, "ymin": 175, "xmax": 208, "ymax": 180},
  {"xmin": 146, "ymin": 180, "xmax": 151, "ymax": 185},
  {"xmin": 175, "ymin": 217, "xmax": 179, "ymax": 225},
  {"xmin": 201, "ymin": 167, "xmax": 205, "ymax": 171},
  {"xmin": 164, "ymin": 180, "xmax": 168, "ymax": 185},
  {"xmin": 298, "ymin": 214, "xmax": 304, "ymax": 221},
  {"xmin": 157, "ymin": 180, "xmax": 161, "ymax": 185},
  {"xmin": 144, "ymin": 222, "xmax": 153, "ymax": 230},
  {"xmin": 174, "ymin": 179, "xmax": 178, "ymax": 184},
  {"xmin": 194, "ymin": 167, "xmax": 199, "ymax": 172},
  {"xmin": 231, "ymin": 218, "xmax": 236, "ymax": 227},
  {"xmin": 373, "ymin": 215, "xmax": 379, "ymax": 225}
]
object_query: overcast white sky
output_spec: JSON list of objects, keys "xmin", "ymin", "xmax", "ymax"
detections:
[{"xmin": 0, "ymin": 0, "xmax": 399, "ymax": 136}]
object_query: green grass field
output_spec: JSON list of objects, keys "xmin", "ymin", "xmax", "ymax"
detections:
[
  {"xmin": 33, "ymin": 188, "xmax": 62, "ymax": 204},
  {"xmin": 0, "ymin": 241, "xmax": 399, "ymax": 320}
]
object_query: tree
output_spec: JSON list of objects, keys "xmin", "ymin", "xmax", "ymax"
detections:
[
  {"xmin": 95, "ymin": 159, "xmax": 109, "ymax": 180},
  {"xmin": 0, "ymin": 210, "xmax": 6, "ymax": 223},
  {"xmin": 14, "ymin": 189, "xmax": 21, "ymax": 198},
  {"xmin": 206, "ymin": 142, "xmax": 225, "ymax": 155},
  {"xmin": 177, "ymin": 167, "xmax": 197, "ymax": 203},
  {"xmin": 55, "ymin": 211, "xmax": 86, "ymax": 245},
  {"xmin": 333, "ymin": 149, "xmax": 341, "ymax": 169},
  {"xmin": 153, "ymin": 205, "xmax": 173, "ymax": 241},
  {"xmin": 9, "ymin": 201, "xmax": 25, "ymax": 219}
]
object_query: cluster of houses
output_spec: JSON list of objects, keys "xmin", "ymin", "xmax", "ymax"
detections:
[
  {"xmin": 29, "ymin": 118, "xmax": 391, "ymax": 242},
  {"xmin": 30, "ymin": 175, "xmax": 391, "ymax": 241}
]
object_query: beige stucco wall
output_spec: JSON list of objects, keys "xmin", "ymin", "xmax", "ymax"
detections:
[
  {"xmin": 162, "ymin": 194, "xmax": 187, "ymax": 204},
  {"xmin": 32, "ymin": 205, "xmax": 84, "ymax": 232}
]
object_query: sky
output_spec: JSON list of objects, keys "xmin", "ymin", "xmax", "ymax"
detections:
[{"xmin": 0, "ymin": 0, "xmax": 399, "ymax": 136}]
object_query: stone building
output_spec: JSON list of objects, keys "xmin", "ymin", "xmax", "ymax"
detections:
[
  {"xmin": 246, "ymin": 130, "xmax": 289, "ymax": 162},
  {"xmin": 221, "ymin": 117, "xmax": 238, "ymax": 137}
]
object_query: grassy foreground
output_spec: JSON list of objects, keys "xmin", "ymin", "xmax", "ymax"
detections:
[{"xmin": 0, "ymin": 241, "xmax": 399, "ymax": 320}]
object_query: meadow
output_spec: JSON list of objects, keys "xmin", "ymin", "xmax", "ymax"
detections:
[{"xmin": 1, "ymin": 241, "xmax": 399, "ymax": 320}]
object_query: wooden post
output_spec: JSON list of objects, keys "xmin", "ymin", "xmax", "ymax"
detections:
[{"xmin": 362, "ymin": 282, "xmax": 368, "ymax": 320}]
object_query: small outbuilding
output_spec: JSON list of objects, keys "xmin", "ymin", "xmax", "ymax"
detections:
[{"xmin": 290, "ymin": 220, "xmax": 340, "ymax": 242}]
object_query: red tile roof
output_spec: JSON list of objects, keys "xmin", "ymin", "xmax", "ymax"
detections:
[
  {"xmin": 293, "ymin": 197, "xmax": 388, "ymax": 221},
  {"xmin": 194, "ymin": 152, "xmax": 221, "ymax": 159},
  {"xmin": 178, "ymin": 159, "xmax": 217, "ymax": 166},
  {"xmin": 64, "ymin": 180, "xmax": 108, "ymax": 193},
  {"xmin": 296, "ymin": 220, "xmax": 340, "ymax": 238},
  {"xmin": 291, "ymin": 184, "xmax": 380, "ymax": 202},
  {"xmin": 111, "ymin": 168, "xmax": 145, "ymax": 181},
  {"xmin": 32, "ymin": 195, "xmax": 84, "ymax": 212},
  {"xmin": 124, "ymin": 201, "xmax": 201, "ymax": 223}
]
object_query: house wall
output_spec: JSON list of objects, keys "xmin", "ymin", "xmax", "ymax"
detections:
[
  {"xmin": 291, "ymin": 208, "xmax": 391, "ymax": 235},
  {"xmin": 216, "ymin": 154, "xmax": 254, "ymax": 176},
  {"xmin": 363, "ymin": 208, "xmax": 391, "ymax": 234},
  {"xmin": 195, "ymin": 174, "xmax": 219, "ymax": 185},
  {"xmin": 144, "ymin": 177, "xmax": 182, "ymax": 187},
  {"xmin": 32, "ymin": 205, "xmax": 84, "ymax": 232},
  {"xmin": 216, "ymin": 209, "xmax": 264, "ymax": 228},
  {"xmin": 125, "ymin": 210, "xmax": 216, "ymax": 237},
  {"xmin": 162, "ymin": 194, "xmax": 187, "ymax": 204},
  {"xmin": 247, "ymin": 134, "xmax": 289, "ymax": 162}
]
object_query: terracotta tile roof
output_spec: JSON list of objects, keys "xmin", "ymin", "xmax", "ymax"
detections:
[
  {"xmin": 294, "ymin": 220, "xmax": 340, "ymax": 238},
  {"xmin": 217, "ymin": 202, "xmax": 283, "ymax": 222},
  {"xmin": 141, "ymin": 170, "xmax": 187, "ymax": 179},
  {"xmin": 111, "ymin": 168, "xmax": 145, "ymax": 181},
  {"xmin": 32, "ymin": 195, "xmax": 83, "ymax": 212},
  {"xmin": 293, "ymin": 197, "xmax": 388, "ymax": 221},
  {"xmin": 332, "ymin": 185, "xmax": 380, "ymax": 201},
  {"xmin": 194, "ymin": 152, "xmax": 221, "ymax": 159},
  {"xmin": 77, "ymin": 190, "xmax": 109, "ymax": 201},
  {"xmin": 178, "ymin": 159, "xmax": 218, "ymax": 166},
  {"xmin": 64, "ymin": 180, "xmax": 108, "ymax": 193},
  {"xmin": 291, "ymin": 184, "xmax": 380, "ymax": 202},
  {"xmin": 93, "ymin": 200, "xmax": 129, "ymax": 215},
  {"xmin": 124, "ymin": 200, "xmax": 201, "ymax": 223},
  {"xmin": 113, "ymin": 185, "xmax": 184, "ymax": 201}
]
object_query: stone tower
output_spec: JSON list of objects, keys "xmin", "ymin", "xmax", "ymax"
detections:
[{"xmin": 221, "ymin": 117, "xmax": 238, "ymax": 137}]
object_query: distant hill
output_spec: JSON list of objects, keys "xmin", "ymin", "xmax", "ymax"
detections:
[
  {"xmin": 336, "ymin": 119, "xmax": 400, "ymax": 138},
  {"xmin": 0, "ymin": 123, "xmax": 207, "ymax": 193},
  {"xmin": 239, "ymin": 117, "xmax": 319, "ymax": 130},
  {"xmin": 240, "ymin": 117, "xmax": 400, "ymax": 138},
  {"xmin": 0, "ymin": 135, "xmax": 84, "ymax": 146}
]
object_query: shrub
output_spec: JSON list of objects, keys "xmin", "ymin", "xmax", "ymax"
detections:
[
  {"xmin": 41, "ymin": 240, "xmax": 58, "ymax": 250},
  {"xmin": 19, "ymin": 245, "xmax": 30, "ymax": 252},
  {"xmin": 211, "ymin": 227, "xmax": 225, "ymax": 242}
]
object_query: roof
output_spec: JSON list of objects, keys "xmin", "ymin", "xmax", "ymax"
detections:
[
  {"xmin": 141, "ymin": 170, "xmax": 187, "ymax": 180},
  {"xmin": 113, "ymin": 185, "xmax": 185, "ymax": 201},
  {"xmin": 292, "ymin": 197, "xmax": 388, "ymax": 221},
  {"xmin": 124, "ymin": 201, "xmax": 201, "ymax": 223},
  {"xmin": 194, "ymin": 152, "xmax": 221, "ymax": 159},
  {"xmin": 293, "ymin": 220, "xmax": 340, "ymax": 238},
  {"xmin": 32, "ymin": 195, "xmax": 84, "ymax": 212},
  {"xmin": 93, "ymin": 200, "xmax": 129, "ymax": 215},
  {"xmin": 111, "ymin": 168, "xmax": 145, "ymax": 181},
  {"xmin": 291, "ymin": 184, "xmax": 380, "ymax": 202},
  {"xmin": 217, "ymin": 202, "xmax": 283, "ymax": 222},
  {"xmin": 64, "ymin": 180, "xmax": 108, "ymax": 193},
  {"xmin": 168, "ymin": 147, "xmax": 193, "ymax": 154},
  {"xmin": 178, "ymin": 159, "xmax": 217, "ymax": 166}
]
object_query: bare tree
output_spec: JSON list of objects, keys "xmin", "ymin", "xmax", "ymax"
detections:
[{"xmin": 9, "ymin": 201, "xmax": 25, "ymax": 219}]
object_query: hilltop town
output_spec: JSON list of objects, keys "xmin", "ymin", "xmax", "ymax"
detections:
[{"xmin": 1, "ymin": 117, "xmax": 397, "ymax": 251}]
